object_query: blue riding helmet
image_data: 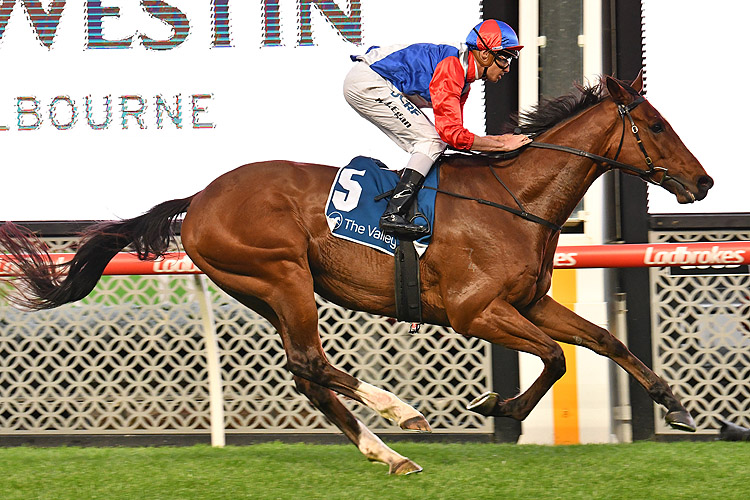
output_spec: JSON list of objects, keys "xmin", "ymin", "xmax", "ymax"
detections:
[{"xmin": 466, "ymin": 19, "xmax": 523, "ymax": 58}]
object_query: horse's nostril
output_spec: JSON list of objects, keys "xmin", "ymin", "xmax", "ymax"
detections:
[{"xmin": 697, "ymin": 176, "xmax": 714, "ymax": 190}]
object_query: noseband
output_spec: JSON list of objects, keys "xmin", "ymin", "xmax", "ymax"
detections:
[{"xmin": 529, "ymin": 95, "xmax": 682, "ymax": 188}]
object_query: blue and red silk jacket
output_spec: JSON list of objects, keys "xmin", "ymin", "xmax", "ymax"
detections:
[{"xmin": 353, "ymin": 43, "xmax": 478, "ymax": 150}]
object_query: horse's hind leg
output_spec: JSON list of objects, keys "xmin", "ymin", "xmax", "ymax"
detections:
[
  {"xmin": 522, "ymin": 295, "xmax": 696, "ymax": 432},
  {"xmin": 195, "ymin": 258, "xmax": 430, "ymax": 433},
  {"xmin": 270, "ymin": 270, "xmax": 430, "ymax": 432},
  {"xmin": 199, "ymin": 278, "xmax": 421, "ymax": 473},
  {"xmin": 292, "ymin": 376, "xmax": 422, "ymax": 475}
]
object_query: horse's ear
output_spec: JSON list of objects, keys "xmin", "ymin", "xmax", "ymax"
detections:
[
  {"xmin": 605, "ymin": 75, "xmax": 635, "ymax": 106},
  {"xmin": 631, "ymin": 69, "xmax": 644, "ymax": 93}
]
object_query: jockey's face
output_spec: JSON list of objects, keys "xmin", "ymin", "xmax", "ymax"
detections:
[
  {"xmin": 474, "ymin": 49, "xmax": 513, "ymax": 83},
  {"xmin": 483, "ymin": 53, "xmax": 512, "ymax": 83}
]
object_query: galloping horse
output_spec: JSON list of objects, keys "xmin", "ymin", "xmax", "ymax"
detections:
[{"xmin": 0, "ymin": 73, "xmax": 713, "ymax": 474}]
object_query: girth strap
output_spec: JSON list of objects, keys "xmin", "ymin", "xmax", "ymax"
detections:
[{"xmin": 394, "ymin": 241, "xmax": 422, "ymax": 324}]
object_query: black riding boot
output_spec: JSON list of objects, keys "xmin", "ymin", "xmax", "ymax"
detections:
[{"xmin": 379, "ymin": 169, "xmax": 429, "ymax": 237}]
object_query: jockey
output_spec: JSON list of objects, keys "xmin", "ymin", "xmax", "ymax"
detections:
[{"xmin": 344, "ymin": 19, "xmax": 532, "ymax": 238}]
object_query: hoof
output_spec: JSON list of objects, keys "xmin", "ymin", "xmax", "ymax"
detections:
[
  {"xmin": 400, "ymin": 415, "xmax": 432, "ymax": 433},
  {"xmin": 467, "ymin": 392, "xmax": 499, "ymax": 416},
  {"xmin": 389, "ymin": 458, "xmax": 423, "ymax": 475},
  {"xmin": 666, "ymin": 410, "xmax": 696, "ymax": 432},
  {"xmin": 718, "ymin": 419, "xmax": 750, "ymax": 441}
]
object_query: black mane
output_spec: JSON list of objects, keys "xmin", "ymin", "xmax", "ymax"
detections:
[{"xmin": 503, "ymin": 81, "xmax": 608, "ymax": 137}]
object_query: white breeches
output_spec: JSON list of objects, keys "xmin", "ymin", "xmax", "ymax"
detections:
[{"xmin": 343, "ymin": 62, "xmax": 447, "ymax": 175}]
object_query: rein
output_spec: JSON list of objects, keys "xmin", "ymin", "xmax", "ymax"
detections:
[
  {"xmin": 422, "ymin": 181, "xmax": 564, "ymax": 232},
  {"xmin": 386, "ymin": 92, "xmax": 686, "ymax": 233},
  {"xmin": 528, "ymin": 95, "xmax": 677, "ymax": 187},
  {"xmin": 430, "ymin": 94, "xmax": 687, "ymax": 232}
]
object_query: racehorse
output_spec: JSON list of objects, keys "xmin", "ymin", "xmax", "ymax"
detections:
[{"xmin": 0, "ymin": 73, "xmax": 713, "ymax": 474}]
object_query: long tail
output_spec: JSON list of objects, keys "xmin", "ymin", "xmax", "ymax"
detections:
[{"xmin": 0, "ymin": 196, "xmax": 194, "ymax": 310}]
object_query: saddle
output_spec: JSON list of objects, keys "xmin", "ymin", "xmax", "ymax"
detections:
[{"xmin": 325, "ymin": 156, "xmax": 438, "ymax": 330}]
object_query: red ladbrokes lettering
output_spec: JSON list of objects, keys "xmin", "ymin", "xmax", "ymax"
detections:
[{"xmin": 644, "ymin": 246, "xmax": 746, "ymax": 266}]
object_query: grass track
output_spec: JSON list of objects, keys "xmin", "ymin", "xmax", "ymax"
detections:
[{"xmin": 1, "ymin": 441, "xmax": 748, "ymax": 500}]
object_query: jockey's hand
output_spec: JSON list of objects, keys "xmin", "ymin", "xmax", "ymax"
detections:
[{"xmin": 471, "ymin": 133, "xmax": 532, "ymax": 152}]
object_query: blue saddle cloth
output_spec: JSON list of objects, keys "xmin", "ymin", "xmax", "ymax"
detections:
[{"xmin": 325, "ymin": 156, "xmax": 438, "ymax": 256}]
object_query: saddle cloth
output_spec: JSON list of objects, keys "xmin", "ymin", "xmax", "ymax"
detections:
[{"xmin": 325, "ymin": 156, "xmax": 438, "ymax": 257}]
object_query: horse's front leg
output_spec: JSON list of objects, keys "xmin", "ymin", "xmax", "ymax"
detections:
[
  {"xmin": 457, "ymin": 298, "xmax": 567, "ymax": 420},
  {"xmin": 521, "ymin": 295, "xmax": 696, "ymax": 432}
]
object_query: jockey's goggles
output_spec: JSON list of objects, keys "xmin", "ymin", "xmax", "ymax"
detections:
[{"xmin": 494, "ymin": 55, "xmax": 512, "ymax": 69}]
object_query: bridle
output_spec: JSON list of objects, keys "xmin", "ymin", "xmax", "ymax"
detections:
[
  {"xmin": 529, "ymin": 94, "xmax": 682, "ymax": 188},
  {"xmin": 429, "ymin": 92, "xmax": 690, "ymax": 232}
]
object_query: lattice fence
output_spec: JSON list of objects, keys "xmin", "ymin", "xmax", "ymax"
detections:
[
  {"xmin": 0, "ymin": 238, "xmax": 493, "ymax": 438},
  {"xmin": 650, "ymin": 230, "xmax": 750, "ymax": 435}
]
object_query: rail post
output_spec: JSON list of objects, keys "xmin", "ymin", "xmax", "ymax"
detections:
[{"xmin": 195, "ymin": 274, "xmax": 226, "ymax": 447}]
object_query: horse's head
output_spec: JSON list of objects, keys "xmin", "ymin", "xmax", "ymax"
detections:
[{"xmin": 605, "ymin": 72, "xmax": 713, "ymax": 203}]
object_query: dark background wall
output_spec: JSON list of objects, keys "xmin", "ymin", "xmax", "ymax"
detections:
[{"xmin": 481, "ymin": 0, "xmax": 522, "ymax": 443}]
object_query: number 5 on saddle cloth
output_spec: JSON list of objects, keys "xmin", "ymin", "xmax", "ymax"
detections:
[{"xmin": 325, "ymin": 156, "xmax": 439, "ymax": 327}]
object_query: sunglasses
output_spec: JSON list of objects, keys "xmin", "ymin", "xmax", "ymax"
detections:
[{"xmin": 494, "ymin": 56, "xmax": 511, "ymax": 69}]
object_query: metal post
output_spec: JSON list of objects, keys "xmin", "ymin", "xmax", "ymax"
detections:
[
  {"xmin": 194, "ymin": 274, "xmax": 226, "ymax": 447},
  {"xmin": 612, "ymin": 293, "xmax": 633, "ymax": 442}
]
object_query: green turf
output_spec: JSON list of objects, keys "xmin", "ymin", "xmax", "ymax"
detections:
[{"xmin": 0, "ymin": 441, "xmax": 747, "ymax": 500}]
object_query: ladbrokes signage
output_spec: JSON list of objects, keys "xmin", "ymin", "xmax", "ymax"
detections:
[
  {"xmin": 1, "ymin": 1, "xmax": 479, "ymax": 221},
  {"xmin": 643, "ymin": 245, "xmax": 745, "ymax": 267}
]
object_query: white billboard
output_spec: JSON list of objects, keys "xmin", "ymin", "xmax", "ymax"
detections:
[
  {"xmin": 643, "ymin": 0, "xmax": 749, "ymax": 214},
  {"xmin": 1, "ymin": 1, "xmax": 484, "ymax": 220}
]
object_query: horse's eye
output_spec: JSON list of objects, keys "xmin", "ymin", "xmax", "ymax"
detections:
[{"xmin": 650, "ymin": 122, "xmax": 664, "ymax": 134}]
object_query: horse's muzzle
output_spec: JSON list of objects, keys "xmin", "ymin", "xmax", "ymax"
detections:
[
  {"xmin": 665, "ymin": 173, "xmax": 713, "ymax": 204},
  {"xmin": 695, "ymin": 175, "xmax": 714, "ymax": 201}
]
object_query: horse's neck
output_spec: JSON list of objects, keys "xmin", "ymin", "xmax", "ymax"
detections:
[{"xmin": 518, "ymin": 104, "xmax": 616, "ymax": 227}]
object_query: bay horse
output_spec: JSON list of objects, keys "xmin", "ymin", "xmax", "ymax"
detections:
[{"xmin": 0, "ymin": 73, "xmax": 713, "ymax": 474}]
